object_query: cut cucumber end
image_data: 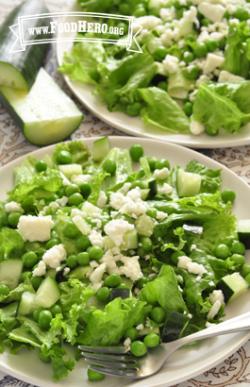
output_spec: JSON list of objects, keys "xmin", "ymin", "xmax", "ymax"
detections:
[
  {"xmin": 23, "ymin": 115, "xmax": 83, "ymax": 146},
  {"xmin": 0, "ymin": 259, "xmax": 23, "ymax": 289},
  {"xmin": 92, "ymin": 137, "xmax": 110, "ymax": 162},
  {"xmin": 0, "ymin": 62, "xmax": 28, "ymax": 91},
  {"xmin": 177, "ymin": 168, "xmax": 202, "ymax": 197},
  {"xmin": 35, "ymin": 276, "xmax": 60, "ymax": 308},
  {"xmin": 18, "ymin": 291, "xmax": 36, "ymax": 315}
]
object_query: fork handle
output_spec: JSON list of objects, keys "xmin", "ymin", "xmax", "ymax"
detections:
[{"xmin": 164, "ymin": 311, "xmax": 250, "ymax": 351}]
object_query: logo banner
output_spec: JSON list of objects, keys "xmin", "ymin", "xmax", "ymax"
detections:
[{"xmin": 9, "ymin": 11, "xmax": 142, "ymax": 53}]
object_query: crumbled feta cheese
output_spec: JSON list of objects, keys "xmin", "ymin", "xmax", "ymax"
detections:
[
  {"xmin": 89, "ymin": 263, "xmax": 106, "ymax": 289},
  {"xmin": 110, "ymin": 188, "xmax": 148, "ymax": 218},
  {"xmin": 160, "ymin": 7, "xmax": 176, "ymax": 21},
  {"xmin": 161, "ymin": 29, "xmax": 174, "ymax": 46},
  {"xmin": 163, "ymin": 55, "xmax": 180, "ymax": 75},
  {"xmin": 207, "ymin": 300, "xmax": 222, "ymax": 320},
  {"xmin": 4, "ymin": 201, "xmax": 22, "ymax": 213},
  {"xmin": 119, "ymin": 256, "xmax": 143, "ymax": 282},
  {"xmin": 178, "ymin": 255, "xmax": 207, "ymax": 276},
  {"xmin": 198, "ymin": 3, "xmax": 225, "ymax": 23},
  {"xmin": 203, "ymin": 53, "xmax": 224, "ymax": 74},
  {"xmin": 63, "ymin": 267, "xmax": 70, "ymax": 276},
  {"xmin": 60, "ymin": 172, "xmax": 71, "ymax": 186},
  {"xmin": 156, "ymin": 211, "xmax": 168, "ymax": 220},
  {"xmin": 133, "ymin": 16, "xmax": 161, "ymax": 32},
  {"xmin": 104, "ymin": 219, "xmax": 134, "ymax": 246},
  {"xmin": 209, "ymin": 290, "xmax": 225, "ymax": 305},
  {"xmin": 158, "ymin": 183, "xmax": 173, "ymax": 196},
  {"xmin": 124, "ymin": 337, "xmax": 131, "ymax": 350},
  {"xmin": 42, "ymin": 244, "xmax": 66, "ymax": 269},
  {"xmin": 153, "ymin": 167, "xmax": 169, "ymax": 180},
  {"xmin": 196, "ymin": 74, "xmax": 210, "ymax": 87},
  {"xmin": 89, "ymin": 230, "xmax": 104, "ymax": 247},
  {"xmin": 97, "ymin": 191, "xmax": 107, "ymax": 208},
  {"xmin": 33, "ymin": 261, "xmax": 46, "ymax": 277},
  {"xmin": 190, "ymin": 119, "xmax": 205, "ymax": 135},
  {"xmin": 119, "ymin": 182, "xmax": 132, "ymax": 194},
  {"xmin": 18, "ymin": 215, "xmax": 54, "ymax": 242},
  {"xmin": 72, "ymin": 215, "xmax": 91, "ymax": 235},
  {"xmin": 82, "ymin": 201, "xmax": 102, "ymax": 218},
  {"xmin": 136, "ymin": 324, "xmax": 144, "ymax": 331},
  {"xmin": 174, "ymin": 6, "xmax": 198, "ymax": 39}
]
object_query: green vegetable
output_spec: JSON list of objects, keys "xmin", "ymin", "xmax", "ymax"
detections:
[
  {"xmin": 130, "ymin": 144, "xmax": 144, "ymax": 162},
  {"xmin": 144, "ymin": 333, "xmax": 160, "ymax": 348},
  {"xmin": 88, "ymin": 368, "xmax": 105, "ymax": 382},
  {"xmin": 131, "ymin": 340, "xmax": 147, "ymax": 357}
]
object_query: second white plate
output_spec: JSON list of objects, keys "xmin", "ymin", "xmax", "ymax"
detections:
[{"xmin": 56, "ymin": 5, "xmax": 250, "ymax": 149}]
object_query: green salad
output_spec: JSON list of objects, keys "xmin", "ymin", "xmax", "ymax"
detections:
[
  {"xmin": 0, "ymin": 137, "xmax": 249, "ymax": 382},
  {"xmin": 60, "ymin": 0, "xmax": 250, "ymax": 136}
]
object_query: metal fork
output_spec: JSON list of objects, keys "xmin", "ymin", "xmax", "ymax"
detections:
[{"xmin": 79, "ymin": 311, "xmax": 250, "ymax": 380}]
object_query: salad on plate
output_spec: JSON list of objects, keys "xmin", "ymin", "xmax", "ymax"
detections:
[
  {"xmin": 60, "ymin": 0, "xmax": 250, "ymax": 137},
  {"xmin": 0, "ymin": 137, "xmax": 249, "ymax": 382}
]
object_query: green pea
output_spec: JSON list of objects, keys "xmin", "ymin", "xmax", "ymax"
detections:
[
  {"xmin": 68, "ymin": 193, "xmax": 84, "ymax": 206},
  {"xmin": 0, "ymin": 212, "xmax": 8, "ymax": 227},
  {"xmin": 0, "ymin": 283, "xmax": 10, "ymax": 296},
  {"xmin": 88, "ymin": 246, "xmax": 104, "ymax": 261},
  {"xmin": 134, "ymin": 4, "xmax": 147, "ymax": 17},
  {"xmin": 221, "ymin": 190, "xmax": 236, "ymax": 204},
  {"xmin": 31, "ymin": 276, "xmax": 43, "ymax": 290},
  {"xmin": 8, "ymin": 212, "xmax": 21, "ymax": 227},
  {"xmin": 141, "ymin": 237, "xmax": 152, "ymax": 252},
  {"xmin": 148, "ymin": 157, "xmax": 157, "ymax": 172},
  {"xmin": 154, "ymin": 159, "xmax": 170, "ymax": 170},
  {"xmin": 183, "ymin": 51, "xmax": 194, "ymax": 63},
  {"xmin": 63, "ymin": 222, "xmax": 80, "ymax": 239},
  {"xmin": 231, "ymin": 254, "xmax": 245, "ymax": 266},
  {"xmin": 87, "ymin": 368, "xmax": 105, "ymax": 382},
  {"xmin": 33, "ymin": 308, "xmax": 42, "ymax": 322},
  {"xmin": 146, "ymin": 208, "xmax": 157, "ymax": 218},
  {"xmin": 20, "ymin": 271, "xmax": 32, "ymax": 282},
  {"xmin": 206, "ymin": 126, "xmax": 219, "ymax": 136},
  {"xmin": 77, "ymin": 252, "xmax": 90, "ymax": 266},
  {"xmin": 104, "ymin": 274, "xmax": 122, "ymax": 288},
  {"xmin": 242, "ymin": 263, "xmax": 250, "ymax": 277},
  {"xmin": 56, "ymin": 150, "xmax": 72, "ymax": 164},
  {"xmin": 206, "ymin": 40, "xmax": 218, "ymax": 52},
  {"xmin": 126, "ymin": 102, "xmax": 142, "ymax": 117},
  {"xmin": 193, "ymin": 43, "xmax": 207, "ymax": 58},
  {"xmin": 245, "ymin": 273, "xmax": 250, "ymax": 286},
  {"xmin": 38, "ymin": 310, "xmax": 53, "ymax": 330},
  {"xmin": 234, "ymin": 8, "xmax": 249, "ymax": 21},
  {"xmin": 150, "ymin": 306, "xmax": 165, "ymax": 323},
  {"xmin": 103, "ymin": 159, "xmax": 117, "ymax": 175},
  {"xmin": 22, "ymin": 251, "xmax": 39, "ymax": 269},
  {"xmin": 96, "ymin": 287, "xmax": 110, "ymax": 302},
  {"xmin": 129, "ymin": 144, "xmax": 144, "ymax": 162},
  {"xmin": 65, "ymin": 184, "xmax": 80, "ymax": 196},
  {"xmin": 66, "ymin": 254, "xmax": 78, "ymax": 269},
  {"xmin": 46, "ymin": 238, "xmax": 60, "ymax": 249},
  {"xmin": 35, "ymin": 160, "xmax": 47, "ymax": 172},
  {"xmin": 131, "ymin": 340, "xmax": 147, "ymax": 357},
  {"xmin": 214, "ymin": 243, "xmax": 230, "ymax": 259},
  {"xmin": 79, "ymin": 183, "xmax": 92, "ymax": 199},
  {"xmin": 144, "ymin": 333, "xmax": 160, "ymax": 348},
  {"xmin": 125, "ymin": 327, "xmax": 138, "ymax": 341},
  {"xmin": 183, "ymin": 65, "xmax": 201, "ymax": 81},
  {"xmin": 76, "ymin": 235, "xmax": 91, "ymax": 250},
  {"xmin": 231, "ymin": 240, "xmax": 245, "ymax": 255},
  {"xmin": 183, "ymin": 101, "xmax": 193, "ymax": 116},
  {"xmin": 153, "ymin": 47, "xmax": 168, "ymax": 61},
  {"xmin": 51, "ymin": 304, "xmax": 62, "ymax": 316}
]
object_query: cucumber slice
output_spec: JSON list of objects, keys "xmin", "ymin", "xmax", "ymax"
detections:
[
  {"xmin": 35, "ymin": 276, "xmax": 60, "ymax": 308},
  {"xmin": 0, "ymin": 69, "xmax": 83, "ymax": 146},
  {"xmin": 92, "ymin": 137, "xmax": 110, "ymax": 162},
  {"xmin": 135, "ymin": 215, "xmax": 155, "ymax": 237},
  {"xmin": 18, "ymin": 291, "xmax": 36, "ymax": 316},
  {"xmin": 177, "ymin": 168, "xmax": 201, "ymax": 197},
  {"xmin": 218, "ymin": 272, "xmax": 248, "ymax": 302},
  {"xmin": 122, "ymin": 230, "xmax": 138, "ymax": 250},
  {"xmin": 59, "ymin": 164, "xmax": 82, "ymax": 177},
  {"xmin": 237, "ymin": 219, "xmax": 250, "ymax": 249},
  {"xmin": 0, "ymin": 0, "xmax": 50, "ymax": 90},
  {"xmin": 0, "ymin": 259, "xmax": 23, "ymax": 289},
  {"xmin": 1, "ymin": 302, "xmax": 18, "ymax": 317}
]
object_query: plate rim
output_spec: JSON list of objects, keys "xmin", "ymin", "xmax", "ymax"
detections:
[
  {"xmin": 55, "ymin": 7, "xmax": 250, "ymax": 149},
  {"xmin": 0, "ymin": 136, "xmax": 250, "ymax": 387}
]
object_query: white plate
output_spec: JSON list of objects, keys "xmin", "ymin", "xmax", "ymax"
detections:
[
  {"xmin": 56, "ymin": 8, "xmax": 250, "ymax": 149},
  {"xmin": 0, "ymin": 137, "xmax": 250, "ymax": 387}
]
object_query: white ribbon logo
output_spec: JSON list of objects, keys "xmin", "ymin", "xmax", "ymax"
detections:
[{"xmin": 9, "ymin": 11, "xmax": 142, "ymax": 53}]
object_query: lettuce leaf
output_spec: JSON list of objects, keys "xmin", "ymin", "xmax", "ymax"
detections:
[
  {"xmin": 53, "ymin": 140, "xmax": 89, "ymax": 166},
  {"xmin": 186, "ymin": 160, "xmax": 221, "ymax": 193},
  {"xmin": 139, "ymin": 87, "xmax": 190, "ymax": 133},
  {"xmin": 78, "ymin": 297, "xmax": 147, "ymax": 346},
  {"xmin": 141, "ymin": 265, "xmax": 187, "ymax": 313},
  {"xmin": 0, "ymin": 228, "xmax": 24, "ymax": 261},
  {"xmin": 193, "ymin": 84, "xmax": 250, "ymax": 134}
]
